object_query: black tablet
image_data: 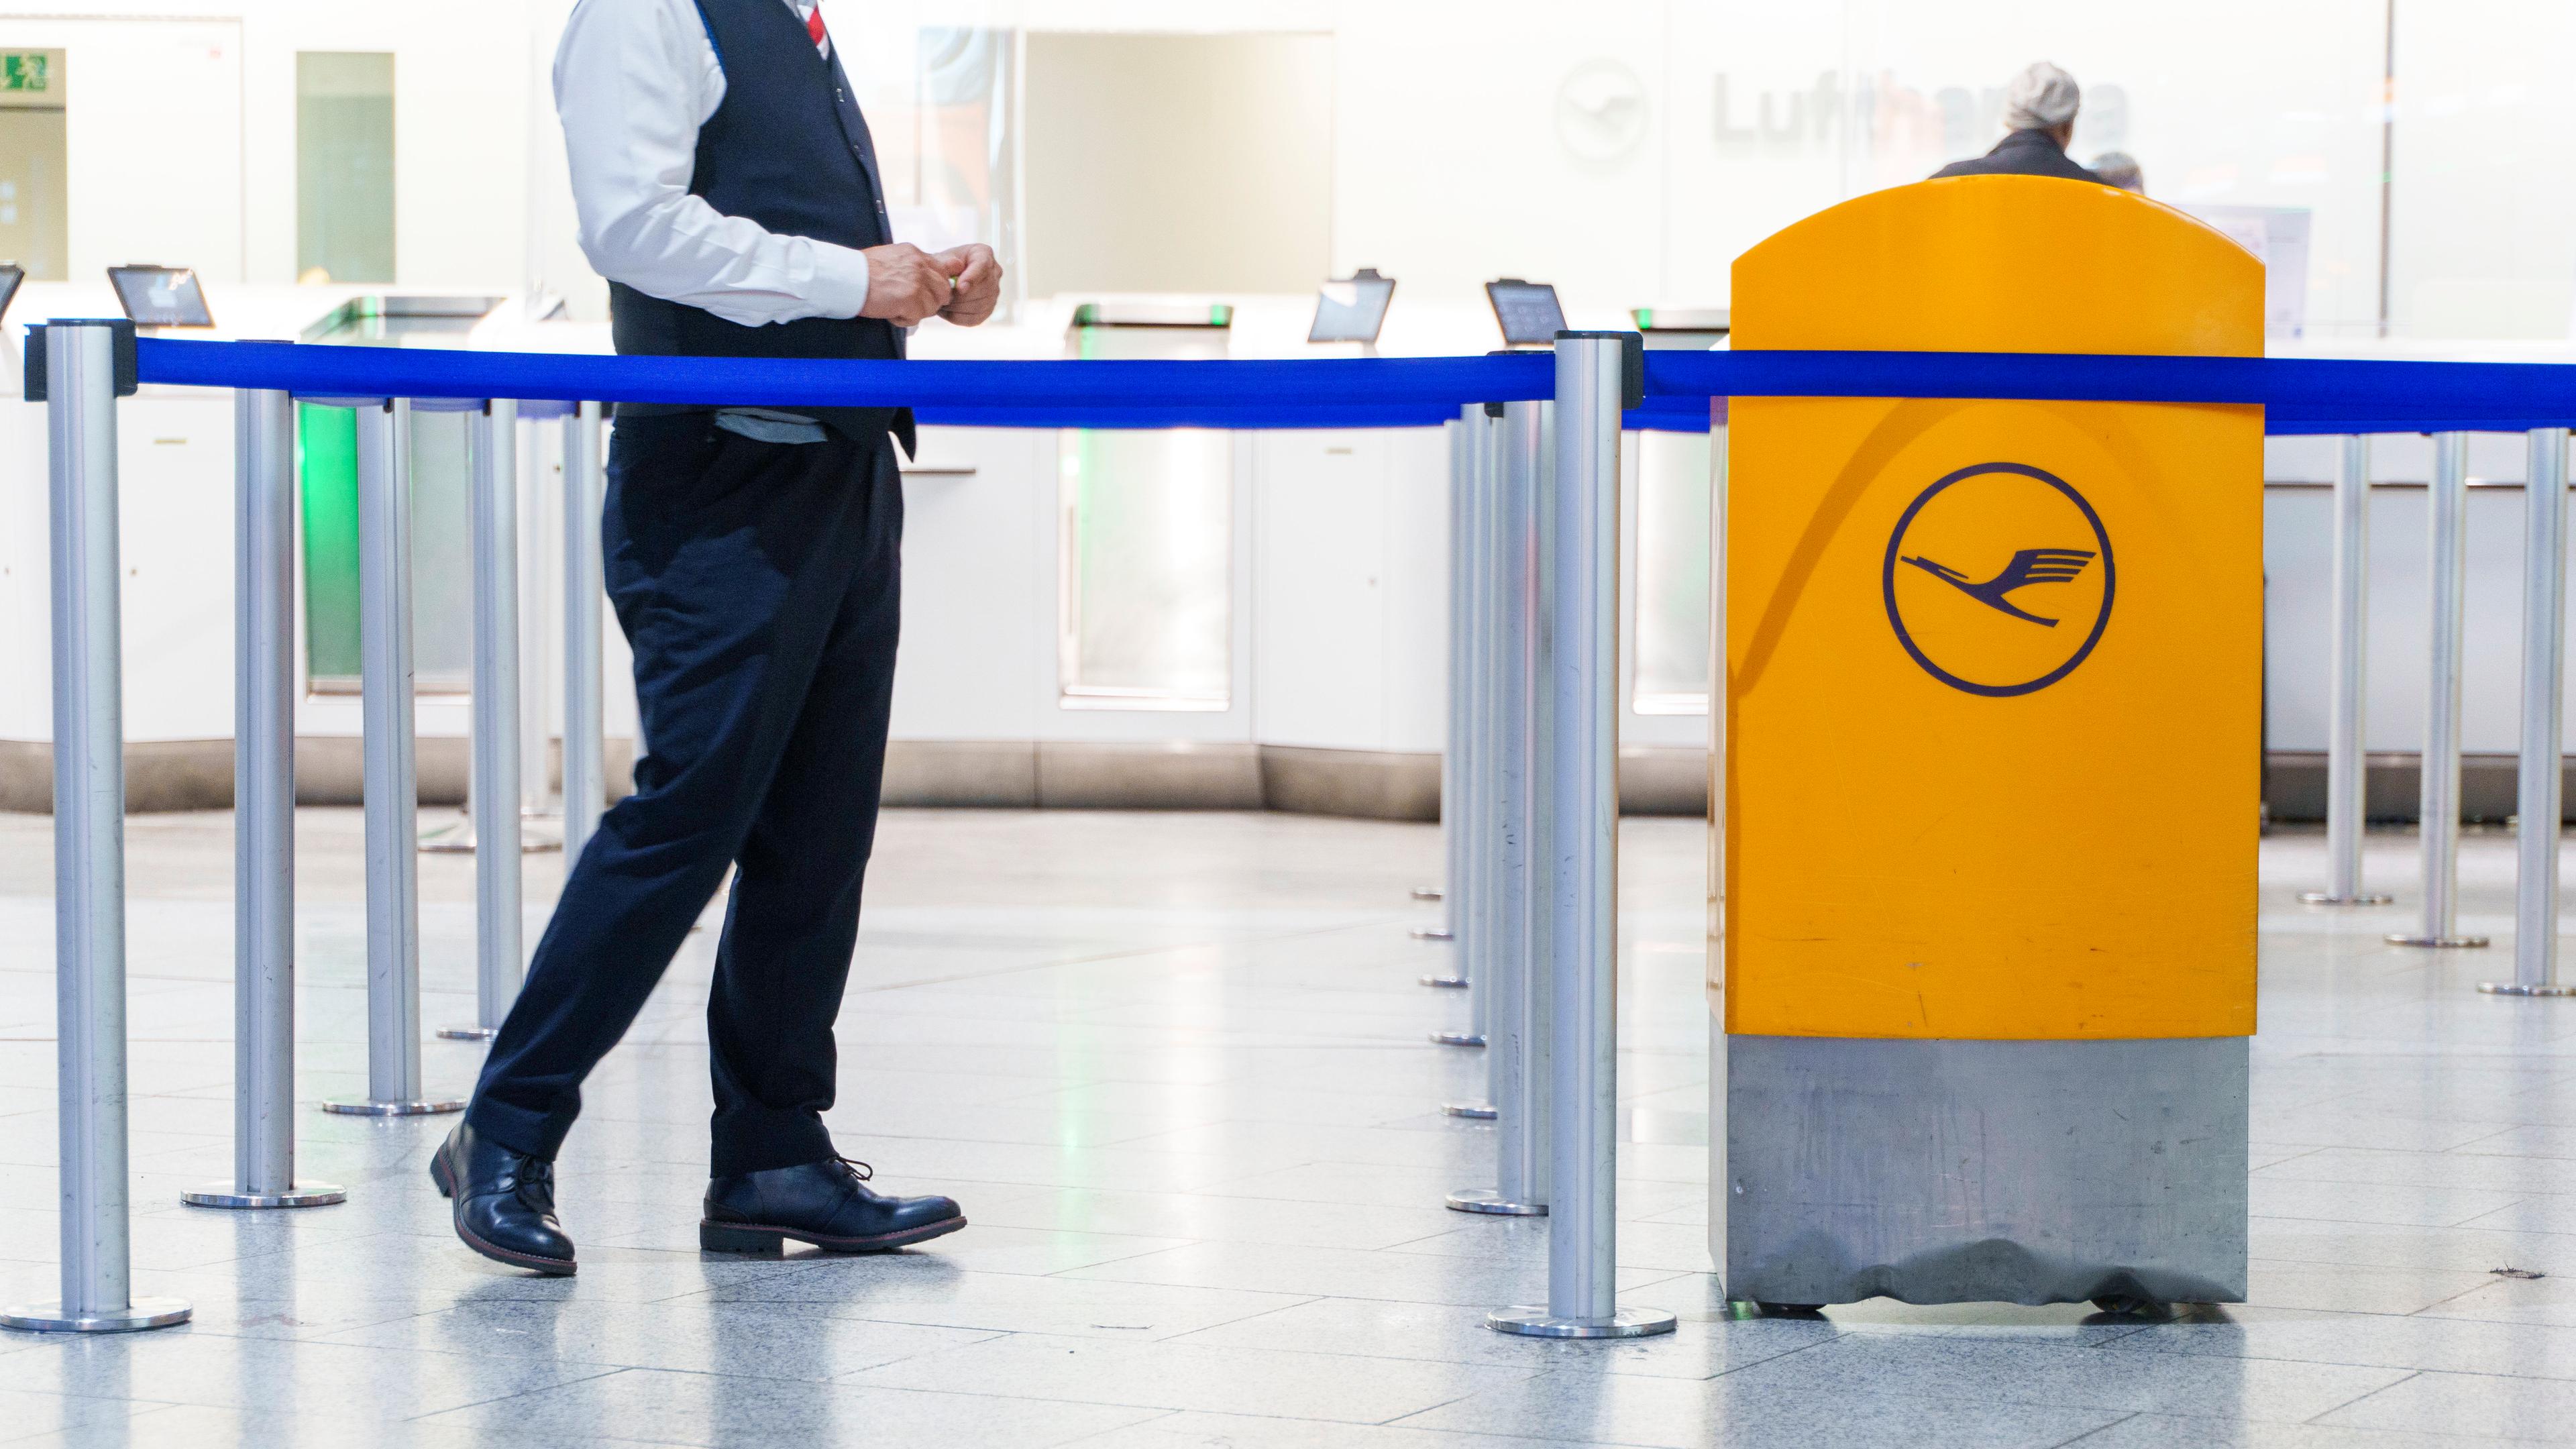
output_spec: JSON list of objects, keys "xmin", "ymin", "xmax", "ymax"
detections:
[
  {"xmin": 0, "ymin": 264, "xmax": 21, "ymax": 327},
  {"xmin": 1485, "ymin": 278, "xmax": 1566, "ymax": 347},
  {"xmin": 107, "ymin": 265, "xmax": 215, "ymax": 328},
  {"xmin": 1308, "ymin": 268, "xmax": 1395, "ymax": 343}
]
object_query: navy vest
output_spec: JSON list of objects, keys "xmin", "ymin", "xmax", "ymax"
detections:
[{"xmin": 610, "ymin": 0, "xmax": 912, "ymax": 451}]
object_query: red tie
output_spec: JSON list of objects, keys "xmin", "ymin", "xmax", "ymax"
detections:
[{"xmin": 806, "ymin": 4, "xmax": 826, "ymax": 50}]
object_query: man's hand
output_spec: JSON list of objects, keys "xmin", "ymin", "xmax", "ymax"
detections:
[
  {"xmin": 859, "ymin": 243, "xmax": 961, "ymax": 328},
  {"xmin": 934, "ymin": 244, "xmax": 1002, "ymax": 327}
]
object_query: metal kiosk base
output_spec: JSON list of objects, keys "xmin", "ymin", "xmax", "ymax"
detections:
[{"xmin": 1713, "ymin": 1031, "xmax": 2249, "ymax": 1309}]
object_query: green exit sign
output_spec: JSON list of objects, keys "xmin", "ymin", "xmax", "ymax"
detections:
[{"xmin": 3, "ymin": 54, "xmax": 50, "ymax": 93}]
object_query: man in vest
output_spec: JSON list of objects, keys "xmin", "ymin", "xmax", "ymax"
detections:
[{"xmin": 428, "ymin": 0, "xmax": 997, "ymax": 1275}]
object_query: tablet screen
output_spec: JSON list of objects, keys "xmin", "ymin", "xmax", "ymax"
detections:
[
  {"xmin": 1308, "ymin": 270, "xmax": 1395, "ymax": 343},
  {"xmin": 107, "ymin": 266, "xmax": 215, "ymax": 327},
  {"xmin": 0, "ymin": 265, "xmax": 21, "ymax": 327},
  {"xmin": 1485, "ymin": 279, "xmax": 1566, "ymax": 347}
]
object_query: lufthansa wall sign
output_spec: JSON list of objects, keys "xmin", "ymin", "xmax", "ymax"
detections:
[{"xmin": 1881, "ymin": 461, "xmax": 2115, "ymax": 697}]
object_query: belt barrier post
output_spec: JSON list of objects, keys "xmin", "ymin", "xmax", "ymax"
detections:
[
  {"xmin": 185, "ymin": 390, "xmax": 343, "ymax": 1209},
  {"xmin": 441, "ymin": 400, "xmax": 527, "ymax": 1040},
  {"xmin": 3, "ymin": 319, "xmax": 191, "ymax": 1333},
  {"xmin": 562, "ymin": 402, "xmax": 605, "ymax": 864},
  {"xmin": 1418, "ymin": 413, "xmax": 1469, "ymax": 960},
  {"xmin": 2302, "ymin": 436, "xmax": 2390, "ymax": 906},
  {"xmin": 1450, "ymin": 399, "xmax": 1548, "ymax": 1210},
  {"xmin": 517, "ymin": 414, "xmax": 562, "ymax": 845},
  {"xmin": 2487, "ymin": 427, "xmax": 2576, "ymax": 997},
  {"xmin": 325, "ymin": 400, "xmax": 464, "ymax": 1116},
  {"xmin": 2390, "ymin": 431, "xmax": 2489, "ymax": 949},
  {"xmin": 1493, "ymin": 333, "xmax": 1670, "ymax": 1338},
  {"xmin": 1443, "ymin": 407, "xmax": 1498, "ymax": 1116}
]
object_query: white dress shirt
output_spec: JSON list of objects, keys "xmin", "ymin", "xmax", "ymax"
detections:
[{"xmin": 553, "ymin": 0, "xmax": 875, "ymax": 328}]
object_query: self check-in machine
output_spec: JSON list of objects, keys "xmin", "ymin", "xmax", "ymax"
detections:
[
  {"xmin": 1718, "ymin": 176, "xmax": 2261, "ymax": 1313},
  {"xmin": 1632, "ymin": 307, "xmax": 1729, "ymax": 351},
  {"xmin": 1484, "ymin": 278, "xmax": 1565, "ymax": 349},
  {"xmin": 107, "ymin": 264, "xmax": 215, "ymax": 327},
  {"xmin": 1308, "ymin": 268, "xmax": 1395, "ymax": 345}
]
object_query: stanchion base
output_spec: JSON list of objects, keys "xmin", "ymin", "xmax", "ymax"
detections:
[
  {"xmin": 1, "ymin": 1297, "xmax": 191, "ymax": 1334},
  {"xmin": 2299, "ymin": 892, "xmax": 2394, "ymax": 905},
  {"xmin": 1410, "ymin": 928, "xmax": 1455, "ymax": 942},
  {"xmin": 1430, "ymin": 1031, "xmax": 1486, "ymax": 1047},
  {"xmin": 1442, "ymin": 1102, "xmax": 1498, "ymax": 1120},
  {"xmin": 1420, "ymin": 974, "xmax": 1469, "ymax": 988},
  {"xmin": 182, "ymin": 1181, "xmax": 346, "ymax": 1209},
  {"xmin": 2478, "ymin": 981, "xmax": 2576, "ymax": 997},
  {"xmin": 2386, "ymin": 934, "xmax": 2491, "ymax": 948},
  {"xmin": 1410, "ymin": 887, "xmax": 1444, "ymax": 902},
  {"xmin": 436, "ymin": 1026, "xmax": 499, "ymax": 1041},
  {"xmin": 1446, "ymin": 1189, "xmax": 1545, "ymax": 1216},
  {"xmin": 418, "ymin": 815, "xmax": 476, "ymax": 855},
  {"xmin": 1487, "ymin": 1305, "xmax": 1676, "ymax": 1339},
  {"xmin": 321, "ymin": 1098, "xmax": 465, "ymax": 1116}
]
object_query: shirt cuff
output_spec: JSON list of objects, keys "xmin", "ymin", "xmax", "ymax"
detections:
[{"xmin": 807, "ymin": 241, "xmax": 875, "ymax": 321}]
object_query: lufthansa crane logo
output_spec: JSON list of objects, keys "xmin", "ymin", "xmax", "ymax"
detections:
[{"xmin": 1882, "ymin": 462, "xmax": 2115, "ymax": 697}]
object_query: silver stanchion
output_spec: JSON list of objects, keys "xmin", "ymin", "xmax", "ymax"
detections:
[
  {"xmin": 441, "ymin": 401, "xmax": 528, "ymax": 1040},
  {"xmin": 517, "ymin": 411, "xmax": 564, "ymax": 850},
  {"xmin": 1430, "ymin": 406, "xmax": 1491, "ymax": 1049},
  {"xmin": 3, "ymin": 319, "xmax": 191, "ymax": 1332},
  {"xmin": 184, "ymin": 390, "xmax": 343, "ymax": 1209},
  {"xmin": 2302, "ymin": 435, "xmax": 2391, "ymax": 906},
  {"xmin": 1450, "ymin": 398, "xmax": 1547, "ymax": 1195},
  {"xmin": 561, "ymin": 402, "xmax": 606, "ymax": 865},
  {"xmin": 2390, "ymin": 432, "xmax": 2489, "ymax": 949},
  {"xmin": 1444, "ymin": 407, "xmax": 1497, "ymax": 1116},
  {"xmin": 1417, "ymin": 416, "xmax": 1470, "ymax": 957},
  {"xmin": 1491, "ymin": 333, "xmax": 1672, "ymax": 1340},
  {"xmin": 325, "ymin": 400, "xmax": 465, "ymax": 1116},
  {"xmin": 2487, "ymin": 427, "xmax": 2576, "ymax": 996}
]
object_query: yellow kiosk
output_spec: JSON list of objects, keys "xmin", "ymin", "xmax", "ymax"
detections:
[{"xmin": 1715, "ymin": 176, "xmax": 2263, "ymax": 1310}]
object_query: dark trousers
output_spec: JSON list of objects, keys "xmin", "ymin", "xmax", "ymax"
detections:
[{"xmin": 466, "ymin": 414, "xmax": 902, "ymax": 1178}]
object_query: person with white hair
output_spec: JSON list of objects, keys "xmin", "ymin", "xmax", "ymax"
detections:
[{"xmin": 1932, "ymin": 61, "xmax": 2104, "ymax": 183}]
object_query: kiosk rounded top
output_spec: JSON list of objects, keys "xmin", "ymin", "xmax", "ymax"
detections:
[{"xmin": 1731, "ymin": 174, "xmax": 2263, "ymax": 359}]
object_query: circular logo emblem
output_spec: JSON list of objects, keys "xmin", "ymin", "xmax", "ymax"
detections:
[
  {"xmin": 1882, "ymin": 462, "xmax": 2115, "ymax": 697},
  {"xmin": 1554, "ymin": 60, "xmax": 1650, "ymax": 163}
]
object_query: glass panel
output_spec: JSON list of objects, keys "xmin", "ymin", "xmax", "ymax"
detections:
[
  {"xmin": 0, "ymin": 48, "xmax": 68, "ymax": 280},
  {"xmin": 297, "ymin": 403, "xmax": 475, "ymax": 694},
  {"xmin": 1633, "ymin": 429, "xmax": 1714, "ymax": 715},
  {"xmin": 297, "ymin": 52, "xmax": 394, "ymax": 284},
  {"xmin": 1059, "ymin": 429, "xmax": 1233, "ymax": 710}
]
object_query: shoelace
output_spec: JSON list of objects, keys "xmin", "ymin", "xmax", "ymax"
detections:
[{"xmin": 835, "ymin": 1156, "xmax": 875, "ymax": 1184}]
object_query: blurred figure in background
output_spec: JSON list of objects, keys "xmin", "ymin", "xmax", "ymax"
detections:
[
  {"xmin": 1933, "ymin": 61, "xmax": 2100, "ymax": 182},
  {"xmin": 2092, "ymin": 152, "xmax": 2145, "ymax": 192}
]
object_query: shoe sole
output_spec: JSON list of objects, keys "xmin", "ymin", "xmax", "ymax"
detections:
[
  {"xmin": 698, "ymin": 1213, "xmax": 968, "ymax": 1256},
  {"xmin": 429, "ymin": 1148, "xmax": 578, "ymax": 1277}
]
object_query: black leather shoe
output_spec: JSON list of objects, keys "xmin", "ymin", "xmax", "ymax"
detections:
[
  {"xmin": 700, "ymin": 1157, "xmax": 965, "ymax": 1255},
  {"xmin": 429, "ymin": 1123, "xmax": 577, "ymax": 1277}
]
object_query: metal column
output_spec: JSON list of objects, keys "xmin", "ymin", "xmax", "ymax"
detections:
[
  {"xmin": 1419, "ymin": 414, "xmax": 1471, "ymax": 965},
  {"xmin": 325, "ymin": 400, "xmax": 465, "ymax": 1115},
  {"xmin": 2487, "ymin": 429, "xmax": 2576, "ymax": 997},
  {"xmin": 1442, "ymin": 409, "xmax": 1497, "ymax": 1116},
  {"xmin": 561, "ymin": 402, "xmax": 605, "ymax": 864},
  {"xmin": 517, "ymin": 413, "xmax": 563, "ymax": 846},
  {"xmin": 3, "ymin": 319, "xmax": 191, "ymax": 1333},
  {"xmin": 1450, "ymin": 400, "xmax": 1548, "ymax": 1212},
  {"xmin": 185, "ymin": 390, "xmax": 343, "ymax": 1209},
  {"xmin": 2302, "ymin": 436, "xmax": 2391, "ymax": 906},
  {"xmin": 2390, "ymin": 433, "xmax": 2489, "ymax": 950},
  {"xmin": 441, "ymin": 401, "xmax": 528, "ymax": 1040},
  {"xmin": 1492, "ymin": 333, "xmax": 1672, "ymax": 1340}
]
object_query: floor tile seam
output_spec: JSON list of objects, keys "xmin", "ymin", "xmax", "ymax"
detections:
[
  {"xmin": 833, "ymin": 1370, "xmax": 1519, "ymax": 1427},
  {"xmin": 1358, "ymin": 1363, "xmax": 1558, "ymax": 1430},
  {"xmin": 2112, "ymin": 1337, "xmax": 2576, "ymax": 1385},
  {"xmin": 394, "ymin": 1363, "xmax": 639, "ymax": 1425},
  {"xmin": 2038, "ymin": 1409, "xmax": 2143, "ymax": 1448},
  {"xmin": 2298, "ymin": 1366, "xmax": 2428, "ymax": 1427}
]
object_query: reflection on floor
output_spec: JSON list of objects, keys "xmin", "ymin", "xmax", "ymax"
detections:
[{"xmin": 0, "ymin": 809, "xmax": 2573, "ymax": 1446}]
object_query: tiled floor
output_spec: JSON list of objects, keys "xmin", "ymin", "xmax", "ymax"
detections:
[{"xmin": 1, "ymin": 806, "xmax": 2573, "ymax": 1447}]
